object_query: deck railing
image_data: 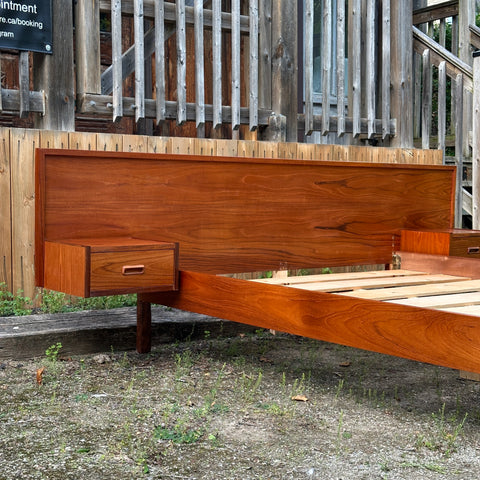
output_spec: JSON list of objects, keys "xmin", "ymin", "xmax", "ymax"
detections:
[
  {"xmin": 301, "ymin": 0, "xmax": 395, "ymax": 140},
  {"xmin": 75, "ymin": 0, "xmax": 269, "ymax": 135}
]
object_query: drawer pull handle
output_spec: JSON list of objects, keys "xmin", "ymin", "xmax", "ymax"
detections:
[
  {"xmin": 468, "ymin": 247, "xmax": 480, "ymax": 254},
  {"xmin": 122, "ymin": 265, "xmax": 145, "ymax": 275}
]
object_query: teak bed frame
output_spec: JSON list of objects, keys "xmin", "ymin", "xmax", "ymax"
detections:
[{"xmin": 35, "ymin": 149, "xmax": 480, "ymax": 374}]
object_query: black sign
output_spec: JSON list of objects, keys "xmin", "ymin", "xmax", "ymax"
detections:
[{"xmin": 0, "ymin": 0, "xmax": 52, "ymax": 54}]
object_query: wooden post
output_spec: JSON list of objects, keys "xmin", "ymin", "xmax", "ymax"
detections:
[
  {"xmin": 390, "ymin": 0, "xmax": 413, "ymax": 148},
  {"xmin": 75, "ymin": 0, "xmax": 101, "ymax": 96},
  {"xmin": 270, "ymin": 0, "xmax": 297, "ymax": 142},
  {"xmin": 472, "ymin": 52, "xmax": 480, "ymax": 230},
  {"xmin": 136, "ymin": 296, "xmax": 152, "ymax": 354},
  {"xmin": 33, "ymin": 0, "xmax": 75, "ymax": 131},
  {"xmin": 459, "ymin": 1, "xmax": 475, "ymax": 159}
]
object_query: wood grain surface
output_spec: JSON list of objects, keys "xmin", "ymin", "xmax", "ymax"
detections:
[
  {"xmin": 35, "ymin": 149, "xmax": 455, "ymax": 280},
  {"xmin": 142, "ymin": 270, "xmax": 480, "ymax": 373}
]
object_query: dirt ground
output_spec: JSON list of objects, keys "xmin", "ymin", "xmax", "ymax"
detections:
[{"xmin": 1, "ymin": 327, "xmax": 480, "ymax": 480}]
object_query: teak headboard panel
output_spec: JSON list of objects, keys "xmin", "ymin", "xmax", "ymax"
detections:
[{"xmin": 35, "ymin": 149, "xmax": 455, "ymax": 281}]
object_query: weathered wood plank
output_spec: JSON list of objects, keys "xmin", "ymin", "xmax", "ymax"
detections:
[
  {"xmin": 454, "ymin": 73, "xmax": 464, "ymax": 228},
  {"xmin": 11, "ymin": 128, "xmax": 40, "ymax": 299},
  {"xmin": 473, "ymin": 53, "xmax": 480, "ymax": 229},
  {"xmin": 134, "ymin": 0, "xmax": 145, "ymax": 123},
  {"xmin": 336, "ymin": 0, "xmax": 346, "ymax": 136},
  {"xmin": 99, "ymin": 0, "xmax": 250, "ymax": 32},
  {"xmin": 78, "ymin": 93, "xmax": 273, "ymax": 125},
  {"xmin": 111, "ymin": 0, "xmax": 123, "ymax": 121},
  {"xmin": 321, "ymin": 0, "xmax": 332, "ymax": 136},
  {"xmin": 413, "ymin": 26, "xmax": 473, "ymax": 92},
  {"xmin": 0, "ymin": 128, "xmax": 11, "ymax": 290},
  {"xmin": 422, "ymin": 49, "xmax": 432, "ymax": 149},
  {"xmin": 194, "ymin": 0, "xmax": 205, "ymax": 130},
  {"xmin": 437, "ymin": 61, "xmax": 446, "ymax": 157},
  {"xmin": 366, "ymin": 0, "xmax": 375, "ymax": 139},
  {"xmin": 0, "ymin": 307, "xmax": 257, "ymax": 360},
  {"xmin": 231, "ymin": 0, "xmax": 241, "ymax": 131},
  {"xmin": 155, "ymin": 0, "xmax": 166, "ymax": 124},
  {"xmin": 212, "ymin": 0, "xmax": 222, "ymax": 129},
  {"xmin": 258, "ymin": 0, "xmax": 271, "ymax": 111},
  {"xmin": 75, "ymin": 0, "xmax": 101, "ymax": 95},
  {"xmin": 32, "ymin": 0, "xmax": 74, "ymax": 131},
  {"xmin": 304, "ymin": 0, "xmax": 313, "ymax": 136},
  {"xmin": 18, "ymin": 52, "xmax": 29, "ymax": 118},
  {"xmin": 382, "ymin": 0, "xmax": 391, "ymax": 139},
  {"xmin": 249, "ymin": 0, "xmax": 259, "ymax": 131},
  {"xmin": 351, "ymin": 0, "xmax": 361, "ymax": 137},
  {"xmin": 175, "ymin": 0, "xmax": 187, "ymax": 126}
]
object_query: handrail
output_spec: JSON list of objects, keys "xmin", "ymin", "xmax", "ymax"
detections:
[
  {"xmin": 413, "ymin": 25, "xmax": 472, "ymax": 91},
  {"xmin": 470, "ymin": 23, "xmax": 480, "ymax": 51},
  {"xmin": 413, "ymin": 0, "xmax": 458, "ymax": 25}
]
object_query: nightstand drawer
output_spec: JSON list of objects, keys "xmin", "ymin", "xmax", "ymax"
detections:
[
  {"xmin": 400, "ymin": 229, "xmax": 480, "ymax": 259},
  {"xmin": 44, "ymin": 238, "xmax": 178, "ymax": 297}
]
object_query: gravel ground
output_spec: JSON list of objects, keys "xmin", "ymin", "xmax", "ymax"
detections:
[{"xmin": 1, "ymin": 331, "xmax": 480, "ymax": 479}]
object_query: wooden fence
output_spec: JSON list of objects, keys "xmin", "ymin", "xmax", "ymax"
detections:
[{"xmin": 0, "ymin": 127, "xmax": 443, "ymax": 299}]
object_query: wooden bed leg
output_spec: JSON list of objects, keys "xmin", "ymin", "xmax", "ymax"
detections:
[{"xmin": 136, "ymin": 296, "xmax": 152, "ymax": 354}]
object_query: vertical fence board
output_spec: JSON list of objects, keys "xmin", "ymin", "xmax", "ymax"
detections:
[
  {"xmin": 249, "ymin": 0, "xmax": 259, "ymax": 131},
  {"xmin": 212, "ymin": 0, "xmax": 222, "ymax": 129},
  {"xmin": 112, "ymin": 0, "xmax": 123, "ymax": 121},
  {"xmin": 437, "ymin": 62, "xmax": 446, "ymax": 159},
  {"xmin": 68, "ymin": 132, "xmax": 96, "ymax": 150},
  {"xmin": 169, "ymin": 137, "xmax": 196, "ymax": 155},
  {"xmin": 11, "ymin": 128, "xmax": 39, "ymax": 299},
  {"xmin": 75, "ymin": 0, "xmax": 101, "ymax": 96},
  {"xmin": 351, "ymin": 0, "xmax": 361, "ymax": 137},
  {"xmin": 134, "ymin": 0, "xmax": 145, "ymax": 123},
  {"xmin": 336, "ymin": 0, "xmax": 346, "ymax": 137},
  {"xmin": 366, "ymin": 0, "xmax": 375, "ymax": 139},
  {"xmin": 258, "ymin": 0, "xmax": 271, "ymax": 110},
  {"xmin": 304, "ymin": 0, "xmax": 314, "ymax": 136},
  {"xmin": 123, "ymin": 134, "xmax": 148, "ymax": 152},
  {"xmin": 473, "ymin": 54, "xmax": 480, "ymax": 228},
  {"xmin": 321, "ymin": 0, "xmax": 332, "ymax": 136},
  {"xmin": 40, "ymin": 130, "xmax": 69, "ymax": 149},
  {"xmin": 19, "ymin": 52, "xmax": 29, "ymax": 118},
  {"xmin": 147, "ymin": 135, "xmax": 169, "ymax": 154},
  {"xmin": 231, "ymin": 0, "xmax": 241, "ymax": 131},
  {"xmin": 194, "ymin": 0, "xmax": 205, "ymax": 131},
  {"xmin": 255, "ymin": 140, "xmax": 278, "ymax": 159},
  {"xmin": 155, "ymin": 0, "xmax": 166, "ymax": 124},
  {"xmin": 382, "ymin": 0, "xmax": 391, "ymax": 139},
  {"xmin": 0, "ymin": 128, "xmax": 11, "ymax": 289},
  {"xmin": 176, "ymin": 0, "xmax": 187, "ymax": 125},
  {"xmin": 421, "ymin": 49, "xmax": 432, "ymax": 150},
  {"xmin": 456, "ymin": 73, "xmax": 464, "ymax": 228},
  {"xmin": 97, "ymin": 133, "xmax": 123, "ymax": 152}
]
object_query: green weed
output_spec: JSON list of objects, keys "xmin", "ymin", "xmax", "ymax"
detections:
[
  {"xmin": 0, "ymin": 283, "xmax": 32, "ymax": 316},
  {"xmin": 45, "ymin": 342, "xmax": 63, "ymax": 362}
]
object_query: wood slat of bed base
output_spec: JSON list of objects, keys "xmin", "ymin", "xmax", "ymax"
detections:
[
  {"xmin": 339, "ymin": 279, "xmax": 480, "ymax": 300},
  {"xmin": 259, "ymin": 270, "xmax": 480, "ymax": 319},
  {"xmin": 268, "ymin": 273, "xmax": 467, "ymax": 293},
  {"xmin": 253, "ymin": 269, "xmax": 424, "ymax": 285}
]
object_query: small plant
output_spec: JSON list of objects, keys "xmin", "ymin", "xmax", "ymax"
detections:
[
  {"xmin": 240, "ymin": 370, "xmax": 263, "ymax": 402},
  {"xmin": 0, "ymin": 283, "xmax": 32, "ymax": 316},
  {"xmin": 153, "ymin": 424, "xmax": 203, "ymax": 444},
  {"xmin": 45, "ymin": 342, "xmax": 63, "ymax": 362}
]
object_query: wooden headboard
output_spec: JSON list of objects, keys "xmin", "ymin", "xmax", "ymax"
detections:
[{"xmin": 35, "ymin": 149, "xmax": 455, "ymax": 279}]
